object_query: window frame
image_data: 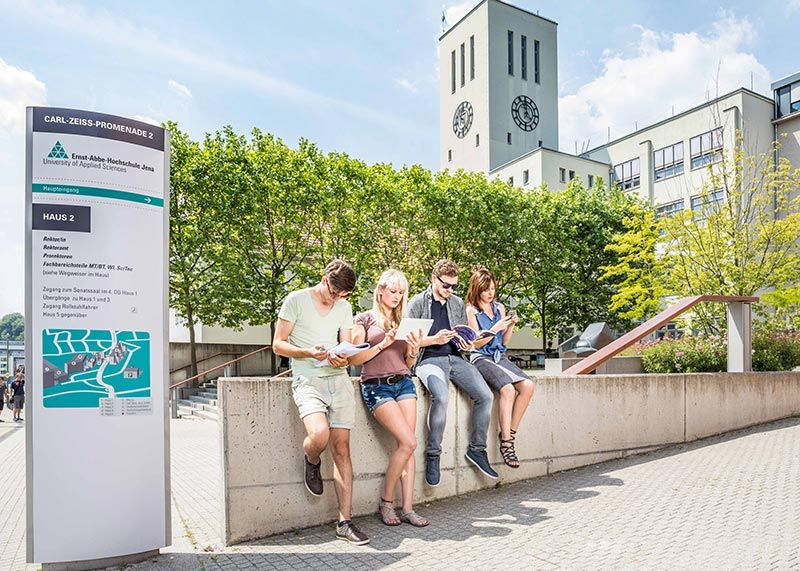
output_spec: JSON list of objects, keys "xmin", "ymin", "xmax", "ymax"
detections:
[
  {"xmin": 534, "ymin": 40, "xmax": 540, "ymax": 84},
  {"xmin": 507, "ymin": 30, "xmax": 514, "ymax": 76},
  {"xmin": 470, "ymin": 35, "xmax": 475, "ymax": 80},
  {"xmin": 523, "ymin": 169, "xmax": 529, "ymax": 185},
  {"xmin": 655, "ymin": 199, "xmax": 685, "ymax": 219},
  {"xmin": 653, "ymin": 141, "xmax": 685, "ymax": 181},
  {"xmin": 613, "ymin": 157, "xmax": 641, "ymax": 191},
  {"xmin": 451, "ymin": 50, "xmax": 456, "ymax": 93},
  {"xmin": 689, "ymin": 128, "xmax": 723, "ymax": 170},
  {"xmin": 521, "ymin": 35, "xmax": 527, "ymax": 80}
]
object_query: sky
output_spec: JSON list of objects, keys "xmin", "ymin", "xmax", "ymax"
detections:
[{"xmin": 0, "ymin": 0, "xmax": 798, "ymax": 315}]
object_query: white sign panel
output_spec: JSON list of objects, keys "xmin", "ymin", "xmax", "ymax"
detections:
[{"xmin": 25, "ymin": 107, "xmax": 170, "ymax": 564}]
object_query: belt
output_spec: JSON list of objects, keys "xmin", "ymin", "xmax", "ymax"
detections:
[{"xmin": 362, "ymin": 374, "xmax": 407, "ymax": 385}]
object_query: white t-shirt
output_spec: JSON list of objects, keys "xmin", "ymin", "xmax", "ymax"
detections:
[{"xmin": 278, "ymin": 288, "xmax": 353, "ymax": 378}]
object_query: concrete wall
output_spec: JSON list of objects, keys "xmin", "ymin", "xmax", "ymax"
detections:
[
  {"xmin": 218, "ymin": 371, "xmax": 800, "ymax": 545},
  {"xmin": 169, "ymin": 343, "xmax": 274, "ymax": 386}
]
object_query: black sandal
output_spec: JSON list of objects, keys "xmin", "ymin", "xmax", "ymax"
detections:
[{"xmin": 499, "ymin": 431, "xmax": 520, "ymax": 468}]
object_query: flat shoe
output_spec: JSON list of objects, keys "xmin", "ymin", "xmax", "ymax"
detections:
[{"xmin": 400, "ymin": 510, "xmax": 429, "ymax": 527}]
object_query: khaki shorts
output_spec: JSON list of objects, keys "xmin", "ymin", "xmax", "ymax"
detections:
[{"xmin": 291, "ymin": 373, "xmax": 355, "ymax": 429}]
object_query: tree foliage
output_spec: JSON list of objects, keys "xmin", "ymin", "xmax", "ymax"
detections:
[{"xmin": 0, "ymin": 313, "xmax": 24, "ymax": 341}]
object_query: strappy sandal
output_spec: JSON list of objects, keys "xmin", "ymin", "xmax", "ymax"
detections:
[
  {"xmin": 399, "ymin": 510, "xmax": 429, "ymax": 527},
  {"xmin": 499, "ymin": 430, "xmax": 520, "ymax": 468},
  {"xmin": 379, "ymin": 498, "xmax": 401, "ymax": 526}
]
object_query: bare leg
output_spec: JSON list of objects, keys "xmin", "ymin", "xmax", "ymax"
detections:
[
  {"xmin": 373, "ymin": 400, "xmax": 417, "ymax": 507},
  {"xmin": 397, "ymin": 399, "xmax": 418, "ymax": 514},
  {"xmin": 330, "ymin": 428, "xmax": 353, "ymax": 521},
  {"xmin": 302, "ymin": 412, "xmax": 330, "ymax": 464},
  {"xmin": 498, "ymin": 384, "xmax": 516, "ymax": 440},
  {"xmin": 510, "ymin": 380, "xmax": 535, "ymax": 433}
]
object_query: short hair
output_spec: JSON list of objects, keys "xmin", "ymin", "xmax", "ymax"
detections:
[
  {"xmin": 466, "ymin": 265, "xmax": 497, "ymax": 308},
  {"xmin": 432, "ymin": 259, "xmax": 459, "ymax": 279},
  {"xmin": 324, "ymin": 259, "xmax": 356, "ymax": 292}
]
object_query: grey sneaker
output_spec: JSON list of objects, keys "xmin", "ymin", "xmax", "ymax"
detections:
[
  {"xmin": 304, "ymin": 455, "xmax": 323, "ymax": 496},
  {"xmin": 465, "ymin": 448, "xmax": 499, "ymax": 479},
  {"xmin": 425, "ymin": 454, "xmax": 441, "ymax": 487},
  {"xmin": 336, "ymin": 520, "xmax": 370, "ymax": 545}
]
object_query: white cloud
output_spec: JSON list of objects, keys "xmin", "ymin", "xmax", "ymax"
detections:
[
  {"xmin": 788, "ymin": 0, "xmax": 800, "ymax": 12},
  {"xmin": 559, "ymin": 12, "xmax": 771, "ymax": 152},
  {"xmin": 167, "ymin": 79, "xmax": 192, "ymax": 99},
  {"xmin": 0, "ymin": 57, "xmax": 47, "ymax": 135},
  {"xmin": 394, "ymin": 78, "xmax": 419, "ymax": 94},
  {"xmin": 443, "ymin": 2, "xmax": 472, "ymax": 30}
]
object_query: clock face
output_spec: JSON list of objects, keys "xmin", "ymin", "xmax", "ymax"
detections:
[
  {"xmin": 512, "ymin": 95, "xmax": 539, "ymax": 132},
  {"xmin": 452, "ymin": 101, "xmax": 473, "ymax": 138}
]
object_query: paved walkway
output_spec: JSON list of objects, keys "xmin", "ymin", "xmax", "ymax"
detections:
[{"xmin": 3, "ymin": 415, "xmax": 800, "ymax": 570}]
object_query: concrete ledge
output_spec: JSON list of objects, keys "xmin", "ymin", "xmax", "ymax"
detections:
[
  {"xmin": 219, "ymin": 371, "xmax": 800, "ymax": 545},
  {"xmin": 544, "ymin": 355, "xmax": 643, "ymax": 374}
]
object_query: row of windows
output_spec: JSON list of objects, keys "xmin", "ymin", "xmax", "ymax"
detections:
[
  {"xmin": 507, "ymin": 30, "xmax": 540, "ymax": 83},
  {"xmin": 656, "ymin": 190, "xmax": 725, "ymax": 221},
  {"xmin": 507, "ymin": 169, "xmax": 596, "ymax": 187},
  {"xmin": 614, "ymin": 127, "xmax": 724, "ymax": 190},
  {"xmin": 775, "ymin": 81, "xmax": 800, "ymax": 119},
  {"xmin": 451, "ymin": 35, "xmax": 476, "ymax": 93},
  {"xmin": 446, "ymin": 132, "xmax": 543, "ymax": 161}
]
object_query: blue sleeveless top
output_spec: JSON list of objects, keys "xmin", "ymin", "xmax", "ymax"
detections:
[{"xmin": 474, "ymin": 301, "xmax": 506, "ymax": 361}]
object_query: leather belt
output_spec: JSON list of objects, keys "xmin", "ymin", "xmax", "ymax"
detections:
[{"xmin": 362, "ymin": 374, "xmax": 406, "ymax": 385}]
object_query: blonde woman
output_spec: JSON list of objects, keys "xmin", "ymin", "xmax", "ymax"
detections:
[
  {"xmin": 350, "ymin": 269, "xmax": 428, "ymax": 527},
  {"xmin": 466, "ymin": 266, "xmax": 534, "ymax": 469}
]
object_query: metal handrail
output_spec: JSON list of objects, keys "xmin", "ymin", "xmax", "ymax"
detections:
[
  {"xmin": 562, "ymin": 295, "xmax": 758, "ymax": 375},
  {"xmin": 169, "ymin": 351, "xmax": 240, "ymax": 375},
  {"xmin": 169, "ymin": 345, "xmax": 271, "ymax": 390}
]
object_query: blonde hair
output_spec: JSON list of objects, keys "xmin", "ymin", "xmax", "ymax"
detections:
[{"xmin": 371, "ymin": 269, "xmax": 409, "ymax": 330}]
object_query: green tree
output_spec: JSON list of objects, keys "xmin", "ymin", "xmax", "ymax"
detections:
[{"xmin": 0, "ymin": 313, "xmax": 24, "ymax": 341}]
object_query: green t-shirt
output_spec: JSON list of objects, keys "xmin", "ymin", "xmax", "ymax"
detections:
[{"xmin": 278, "ymin": 288, "xmax": 354, "ymax": 378}]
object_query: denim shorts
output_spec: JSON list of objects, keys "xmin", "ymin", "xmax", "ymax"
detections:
[{"xmin": 359, "ymin": 375, "xmax": 417, "ymax": 414}]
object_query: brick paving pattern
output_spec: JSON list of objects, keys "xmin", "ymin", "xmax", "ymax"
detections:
[{"xmin": 2, "ymin": 415, "xmax": 800, "ymax": 570}]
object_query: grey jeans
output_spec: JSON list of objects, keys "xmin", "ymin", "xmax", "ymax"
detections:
[{"xmin": 416, "ymin": 355, "xmax": 493, "ymax": 456}]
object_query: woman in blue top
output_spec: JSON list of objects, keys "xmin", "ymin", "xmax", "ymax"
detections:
[{"xmin": 466, "ymin": 266, "xmax": 534, "ymax": 468}]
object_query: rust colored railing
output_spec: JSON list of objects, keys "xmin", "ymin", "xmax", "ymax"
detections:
[
  {"xmin": 562, "ymin": 295, "xmax": 758, "ymax": 375},
  {"xmin": 169, "ymin": 350, "xmax": 240, "ymax": 375}
]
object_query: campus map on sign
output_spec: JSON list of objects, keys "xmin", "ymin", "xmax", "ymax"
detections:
[{"xmin": 41, "ymin": 328, "xmax": 151, "ymax": 409}]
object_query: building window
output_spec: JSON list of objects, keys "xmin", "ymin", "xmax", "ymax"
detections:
[
  {"xmin": 521, "ymin": 35, "xmax": 527, "ymax": 80},
  {"xmin": 508, "ymin": 176, "xmax": 514, "ymax": 186},
  {"xmin": 690, "ymin": 128, "xmax": 723, "ymax": 170},
  {"xmin": 448, "ymin": 149, "xmax": 452, "ymax": 162},
  {"xmin": 523, "ymin": 170, "xmax": 529, "ymax": 185},
  {"xmin": 775, "ymin": 82, "xmax": 800, "ymax": 118},
  {"xmin": 475, "ymin": 133, "xmax": 480, "ymax": 147},
  {"xmin": 451, "ymin": 50, "xmax": 456, "ymax": 93},
  {"xmin": 460, "ymin": 43, "xmax": 465, "ymax": 87},
  {"xmin": 569, "ymin": 170, "xmax": 575, "ymax": 181},
  {"xmin": 656, "ymin": 199, "xmax": 685, "ymax": 218},
  {"xmin": 470, "ymin": 35, "xmax": 475, "ymax": 80},
  {"xmin": 654, "ymin": 141, "xmax": 684, "ymax": 181},
  {"xmin": 559, "ymin": 168, "xmax": 566, "ymax": 183},
  {"xmin": 613, "ymin": 157, "xmax": 641, "ymax": 190},
  {"xmin": 588, "ymin": 174, "xmax": 594, "ymax": 187},
  {"xmin": 507, "ymin": 132, "xmax": 512, "ymax": 144},
  {"xmin": 534, "ymin": 40, "xmax": 540, "ymax": 84},
  {"xmin": 691, "ymin": 189, "xmax": 724, "ymax": 220},
  {"xmin": 507, "ymin": 30, "xmax": 514, "ymax": 76}
]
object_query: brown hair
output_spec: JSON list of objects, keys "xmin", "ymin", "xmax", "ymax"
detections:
[
  {"xmin": 466, "ymin": 265, "xmax": 497, "ymax": 308},
  {"xmin": 324, "ymin": 259, "xmax": 356, "ymax": 292},
  {"xmin": 432, "ymin": 259, "xmax": 459, "ymax": 279}
]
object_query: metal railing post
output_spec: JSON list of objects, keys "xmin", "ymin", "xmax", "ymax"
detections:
[
  {"xmin": 727, "ymin": 301, "xmax": 752, "ymax": 372},
  {"xmin": 171, "ymin": 387, "xmax": 179, "ymax": 419}
]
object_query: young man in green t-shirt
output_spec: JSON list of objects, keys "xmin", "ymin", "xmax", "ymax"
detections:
[{"xmin": 273, "ymin": 260, "xmax": 368, "ymax": 545}]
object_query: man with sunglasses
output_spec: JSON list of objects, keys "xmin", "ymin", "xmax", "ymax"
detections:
[
  {"xmin": 273, "ymin": 259, "xmax": 369, "ymax": 545},
  {"xmin": 408, "ymin": 259, "xmax": 497, "ymax": 486}
]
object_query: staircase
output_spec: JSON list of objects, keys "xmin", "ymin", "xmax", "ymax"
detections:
[{"xmin": 177, "ymin": 380, "xmax": 219, "ymax": 421}]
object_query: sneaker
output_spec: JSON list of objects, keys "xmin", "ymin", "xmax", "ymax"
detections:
[
  {"xmin": 304, "ymin": 455, "xmax": 323, "ymax": 496},
  {"xmin": 336, "ymin": 520, "xmax": 370, "ymax": 545},
  {"xmin": 425, "ymin": 454, "xmax": 441, "ymax": 487},
  {"xmin": 465, "ymin": 448, "xmax": 498, "ymax": 479}
]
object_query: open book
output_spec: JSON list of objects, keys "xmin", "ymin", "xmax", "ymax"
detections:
[
  {"xmin": 314, "ymin": 341, "xmax": 371, "ymax": 367},
  {"xmin": 448, "ymin": 325, "xmax": 495, "ymax": 351}
]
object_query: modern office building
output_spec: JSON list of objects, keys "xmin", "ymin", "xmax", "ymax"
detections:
[{"xmin": 440, "ymin": 0, "xmax": 800, "ymax": 215}]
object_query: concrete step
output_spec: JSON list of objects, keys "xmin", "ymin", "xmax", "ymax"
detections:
[
  {"xmin": 188, "ymin": 395, "xmax": 217, "ymax": 406},
  {"xmin": 193, "ymin": 408, "xmax": 219, "ymax": 421},
  {"xmin": 199, "ymin": 391, "xmax": 217, "ymax": 399},
  {"xmin": 178, "ymin": 399, "xmax": 195, "ymax": 407},
  {"xmin": 177, "ymin": 404, "xmax": 195, "ymax": 417}
]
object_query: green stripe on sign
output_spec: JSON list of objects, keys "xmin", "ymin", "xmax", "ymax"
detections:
[{"xmin": 32, "ymin": 183, "xmax": 164, "ymax": 207}]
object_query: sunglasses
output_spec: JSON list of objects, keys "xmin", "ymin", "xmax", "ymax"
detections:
[{"xmin": 436, "ymin": 275, "xmax": 459, "ymax": 292}]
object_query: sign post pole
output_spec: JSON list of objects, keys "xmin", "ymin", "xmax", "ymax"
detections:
[{"xmin": 25, "ymin": 107, "xmax": 170, "ymax": 568}]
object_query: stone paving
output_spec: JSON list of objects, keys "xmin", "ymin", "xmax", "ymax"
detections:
[{"xmin": 3, "ymin": 414, "xmax": 800, "ymax": 570}]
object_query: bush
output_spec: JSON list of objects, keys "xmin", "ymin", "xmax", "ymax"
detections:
[{"xmin": 634, "ymin": 332, "xmax": 800, "ymax": 373}]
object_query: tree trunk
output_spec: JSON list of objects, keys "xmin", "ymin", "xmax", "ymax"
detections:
[
  {"xmin": 541, "ymin": 294, "xmax": 548, "ymax": 351},
  {"xmin": 269, "ymin": 319, "xmax": 277, "ymax": 375},
  {"xmin": 186, "ymin": 304, "xmax": 198, "ymax": 387}
]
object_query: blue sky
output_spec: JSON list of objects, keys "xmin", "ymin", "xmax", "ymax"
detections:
[{"xmin": 0, "ymin": 0, "xmax": 798, "ymax": 314}]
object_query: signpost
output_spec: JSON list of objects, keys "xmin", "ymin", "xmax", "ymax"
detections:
[{"xmin": 25, "ymin": 107, "xmax": 170, "ymax": 567}]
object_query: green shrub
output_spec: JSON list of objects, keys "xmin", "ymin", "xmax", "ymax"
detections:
[{"xmin": 635, "ymin": 332, "xmax": 800, "ymax": 373}]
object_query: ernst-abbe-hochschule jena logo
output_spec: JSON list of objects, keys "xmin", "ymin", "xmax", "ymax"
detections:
[{"xmin": 47, "ymin": 141, "xmax": 68, "ymax": 159}]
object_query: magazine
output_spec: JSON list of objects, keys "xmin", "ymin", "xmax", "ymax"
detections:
[
  {"xmin": 448, "ymin": 325, "xmax": 495, "ymax": 351},
  {"xmin": 314, "ymin": 341, "xmax": 371, "ymax": 367}
]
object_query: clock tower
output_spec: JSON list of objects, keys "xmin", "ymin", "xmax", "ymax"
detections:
[{"xmin": 439, "ymin": 0, "xmax": 559, "ymax": 173}]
